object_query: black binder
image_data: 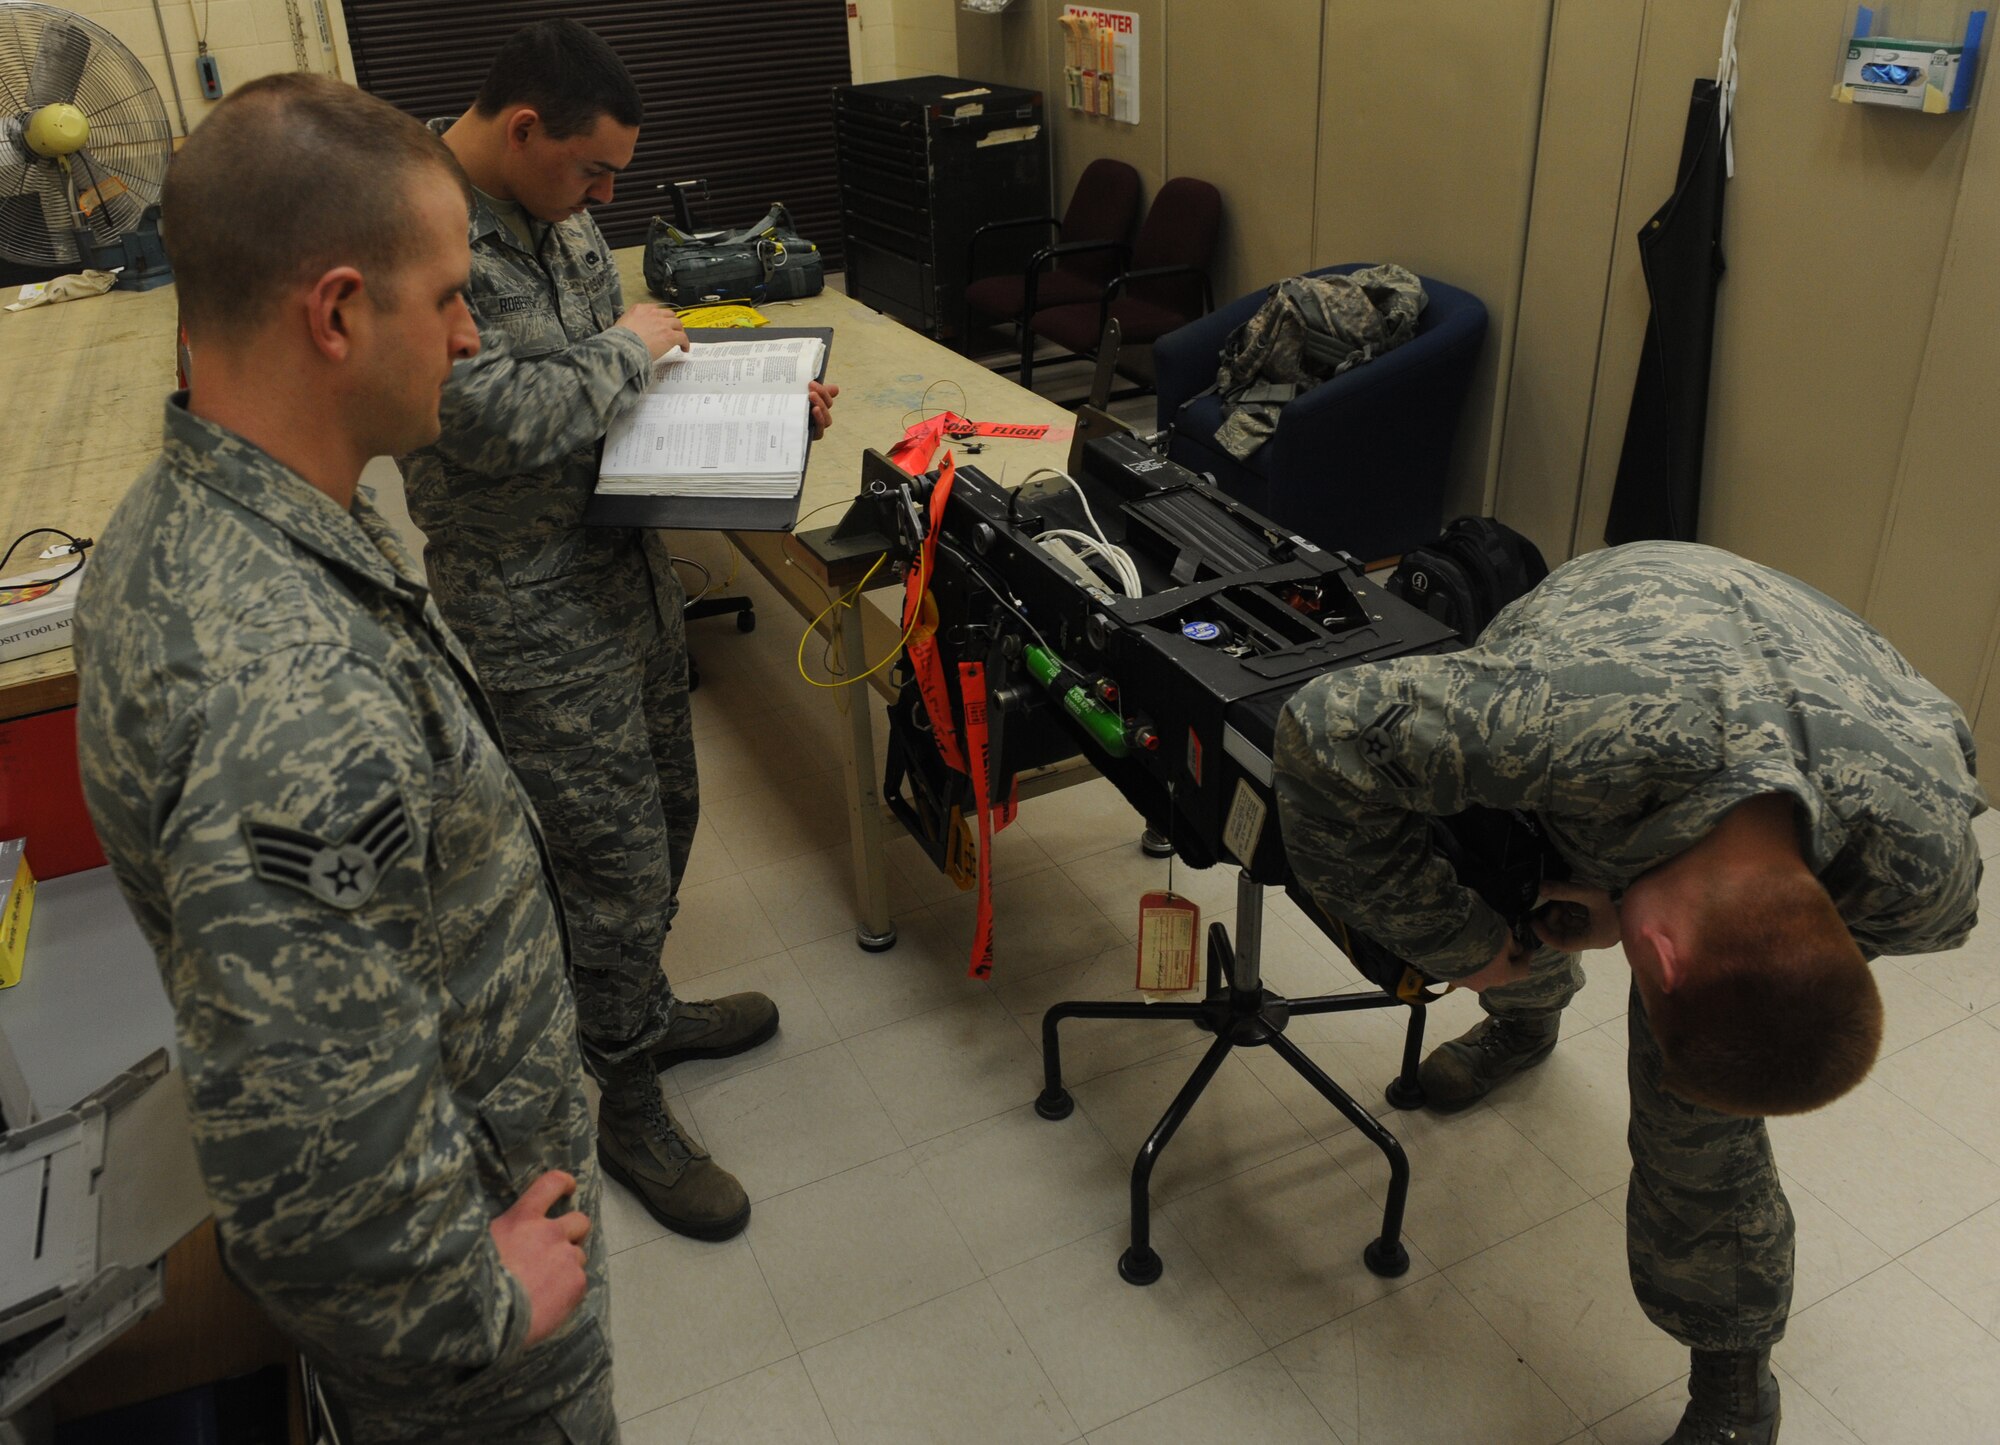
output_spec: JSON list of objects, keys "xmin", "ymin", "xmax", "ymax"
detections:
[{"xmin": 584, "ymin": 326, "xmax": 834, "ymax": 532}]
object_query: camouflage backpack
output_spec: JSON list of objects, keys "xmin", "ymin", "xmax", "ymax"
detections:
[{"xmin": 1208, "ymin": 265, "xmax": 1427, "ymax": 459}]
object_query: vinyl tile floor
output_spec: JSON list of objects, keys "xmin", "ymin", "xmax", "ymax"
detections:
[{"xmin": 599, "ymin": 556, "xmax": 2000, "ymax": 1445}]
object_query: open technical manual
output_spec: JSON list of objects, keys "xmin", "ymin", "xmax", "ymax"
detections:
[{"xmin": 584, "ymin": 328, "xmax": 828, "ymax": 528}]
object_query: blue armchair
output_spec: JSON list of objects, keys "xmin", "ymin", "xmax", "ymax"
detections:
[{"xmin": 1154, "ymin": 263, "xmax": 1488, "ymax": 564}]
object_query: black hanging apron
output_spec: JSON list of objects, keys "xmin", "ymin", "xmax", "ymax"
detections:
[{"xmin": 1606, "ymin": 79, "xmax": 1729, "ymax": 546}]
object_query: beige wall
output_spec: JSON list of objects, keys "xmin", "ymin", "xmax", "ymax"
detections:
[
  {"xmin": 1506, "ymin": 0, "xmax": 1998, "ymax": 742},
  {"xmin": 1546, "ymin": 0, "xmax": 1975, "ymax": 605},
  {"xmin": 955, "ymin": 2, "xmax": 1554, "ymax": 519},
  {"xmin": 1862, "ymin": 78, "xmax": 2000, "ymax": 763},
  {"xmin": 957, "ymin": 0, "xmax": 1166, "ymax": 207},
  {"xmin": 959, "ymin": 0, "xmax": 2000, "ymax": 746},
  {"xmin": 951, "ymin": 0, "xmax": 1320, "ymax": 301},
  {"xmin": 66, "ymin": 0, "xmax": 349, "ymax": 137},
  {"xmin": 851, "ymin": 0, "xmax": 960, "ymax": 84},
  {"xmin": 1169, "ymin": 1, "xmax": 1320, "ymax": 304},
  {"xmin": 1311, "ymin": 0, "xmax": 1554, "ymax": 519}
]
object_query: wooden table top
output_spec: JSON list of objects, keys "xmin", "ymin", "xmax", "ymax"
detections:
[{"xmin": 0, "ymin": 248, "xmax": 1080, "ymax": 721}]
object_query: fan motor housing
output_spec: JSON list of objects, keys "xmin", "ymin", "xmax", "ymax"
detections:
[{"xmin": 25, "ymin": 102, "xmax": 89, "ymax": 159}]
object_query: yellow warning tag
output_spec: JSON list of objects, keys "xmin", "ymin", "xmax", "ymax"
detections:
[
  {"xmin": 1136, "ymin": 890, "xmax": 1199, "ymax": 993},
  {"xmin": 77, "ymin": 174, "xmax": 128, "ymax": 216}
]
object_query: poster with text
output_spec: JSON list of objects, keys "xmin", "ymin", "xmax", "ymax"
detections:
[{"xmin": 1061, "ymin": 6, "xmax": 1140, "ymax": 125}]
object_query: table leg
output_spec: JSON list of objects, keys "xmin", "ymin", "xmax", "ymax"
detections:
[{"xmin": 839, "ymin": 599, "xmax": 897, "ymax": 952}]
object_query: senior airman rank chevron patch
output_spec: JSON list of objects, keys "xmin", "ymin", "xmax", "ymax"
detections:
[
  {"xmin": 1358, "ymin": 703, "xmax": 1419, "ymax": 788},
  {"xmin": 243, "ymin": 793, "xmax": 413, "ymax": 910}
]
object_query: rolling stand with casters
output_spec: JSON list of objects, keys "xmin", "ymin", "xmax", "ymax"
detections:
[{"xmin": 1034, "ymin": 868, "xmax": 1428, "ymax": 1285}]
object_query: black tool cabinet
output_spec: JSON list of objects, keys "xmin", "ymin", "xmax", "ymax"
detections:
[{"xmin": 834, "ymin": 75, "xmax": 1051, "ymax": 345}]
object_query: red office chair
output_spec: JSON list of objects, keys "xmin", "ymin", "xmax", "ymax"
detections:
[
  {"xmin": 964, "ymin": 158, "xmax": 1142, "ymax": 368},
  {"xmin": 1023, "ymin": 176, "xmax": 1223, "ymax": 394}
]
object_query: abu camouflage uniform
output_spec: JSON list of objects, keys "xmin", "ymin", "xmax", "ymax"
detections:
[
  {"xmin": 74, "ymin": 399, "xmax": 616, "ymax": 1444},
  {"xmin": 1213, "ymin": 263, "xmax": 1426, "ymax": 458},
  {"xmin": 402, "ymin": 120, "xmax": 694, "ymax": 1076},
  {"xmin": 1274, "ymin": 541, "xmax": 1985, "ymax": 1352}
]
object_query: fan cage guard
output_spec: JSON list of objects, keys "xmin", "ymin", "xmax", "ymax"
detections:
[{"xmin": 0, "ymin": 3, "xmax": 172, "ymax": 267}]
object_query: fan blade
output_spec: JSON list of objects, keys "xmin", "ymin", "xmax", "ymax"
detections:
[
  {"xmin": 26, "ymin": 18, "xmax": 92, "ymax": 109},
  {"xmin": 41, "ymin": 167, "xmax": 86, "ymax": 258},
  {"xmin": 3, "ymin": 173, "xmax": 85, "ymax": 266},
  {"xmin": 0, "ymin": 118, "xmax": 35, "ymax": 201}
]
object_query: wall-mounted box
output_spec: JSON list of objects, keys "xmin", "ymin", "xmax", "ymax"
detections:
[{"xmin": 1836, "ymin": 4, "xmax": 1987, "ymax": 111}]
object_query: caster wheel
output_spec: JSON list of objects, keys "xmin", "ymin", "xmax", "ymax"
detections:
[
  {"xmin": 737, "ymin": 610, "xmax": 757, "ymax": 633},
  {"xmin": 1140, "ymin": 829, "xmax": 1174, "ymax": 859},
  {"xmin": 1363, "ymin": 1238, "xmax": 1410, "ymax": 1278},
  {"xmin": 1118, "ymin": 1246, "xmax": 1163, "ymax": 1286},
  {"xmin": 857, "ymin": 925, "xmax": 897, "ymax": 953},
  {"xmin": 1385, "ymin": 1076, "xmax": 1427, "ymax": 1111},
  {"xmin": 1034, "ymin": 1088, "xmax": 1074, "ymax": 1121}
]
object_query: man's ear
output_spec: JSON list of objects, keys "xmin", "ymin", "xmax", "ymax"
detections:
[
  {"xmin": 1635, "ymin": 920, "xmax": 1685, "ymax": 994},
  {"xmin": 304, "ymin": 267, "xmax": 366, "ymax": 363},
  {"xmin": 505, "ymin": 106, "xmax": 541, "ymax": 151}
]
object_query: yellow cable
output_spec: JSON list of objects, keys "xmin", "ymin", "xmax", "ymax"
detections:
[{"xmin": 795, "ymin": 553, "xmax": 925, "ymax": 690}]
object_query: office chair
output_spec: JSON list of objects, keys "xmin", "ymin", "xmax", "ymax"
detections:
[
  {"xmin": 1025, "ymin": 176, "xmax": 1223, "ymax": 397},
  {"xmin": 965, "ymin": 158, "xmax": 1143, "ymax": 368}
]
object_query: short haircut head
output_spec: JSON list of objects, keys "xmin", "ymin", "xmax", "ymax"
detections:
[
  {"xmin": 1650, "ymin": 870, "xmax": 1883, "ymax": 1117},
  {"xmin": 472, "ymin": 19, "xmax": 643, "ymax": 140},
  {"xmin": 163, "ymin": 73, "xmax": 469, "ymax": 342}
]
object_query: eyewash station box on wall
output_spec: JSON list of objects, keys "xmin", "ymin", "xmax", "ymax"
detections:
[{"xmin": 1836, "ymin": 4, "xmax": 1987, "ymax": 111}]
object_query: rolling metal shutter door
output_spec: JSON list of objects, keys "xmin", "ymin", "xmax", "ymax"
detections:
[{"xmin": 342, "ymin": 0, "xmax": 849, "ymax": 262}]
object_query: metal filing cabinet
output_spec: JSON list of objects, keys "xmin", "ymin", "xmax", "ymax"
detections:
[{"xmin": 835, "ymin": 75, "xmax": 1050, "ymax": 345}]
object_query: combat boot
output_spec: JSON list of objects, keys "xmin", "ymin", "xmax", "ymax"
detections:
[
  {"xmin": 649, "ymin": 992, "xmax": 780, "ymax": 1071},
  {"xmin": 1418, "ymin": 1013, "xmax": 1560, "ymax": 1111},
  {"xmin": 597, "ymin": 1072, "xmax": 751, "ymax": 1241},
  {"xmin": 1661, "ymin": 1349, "xmax": 1781, "ymax": 1444}
]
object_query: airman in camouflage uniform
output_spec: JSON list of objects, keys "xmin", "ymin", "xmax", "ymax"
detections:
[
  {"xmin": 400, "ymin": 21, "xmax": 811, "ymax": 1241},
  {"xmin": 75, "ymin": 74, "xmax": 614, "ymax": 1443},
  {"xmin": 1274, "ymin": 541, "xmax": 1984, "ymax": 1444}
]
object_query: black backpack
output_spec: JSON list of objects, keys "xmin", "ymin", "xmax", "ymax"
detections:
[
  {"xmin": 643, "ymin": 203, "xmax": 825, "ymax": 308},
  {"xmin": 1387, "ymin": 517, "xmax": 1549, "ymax": 643}
]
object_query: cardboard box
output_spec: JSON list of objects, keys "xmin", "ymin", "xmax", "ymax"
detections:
[{"xmin": 0, "ymin": 558, "xmax": 85, "ymax": 665}]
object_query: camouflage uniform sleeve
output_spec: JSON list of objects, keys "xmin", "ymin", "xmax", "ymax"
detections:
[
  {"xmin": 1849, "ymin": 825, "xmax": 1984, "ymax": 959},
  {"xmin": 601, "ymin": 217, "xmax": 627, "ymax": 314},
  {"xmin": 431, "ymin": 306, "xmax": 653, "ymax": 478},
  {"xmin": 1273, "ymin": 653, "xmax": 1553, "ymax": 979},
  {"xmin": 157, "ymin": 642, "xmax": 533, "ymax": 1389}
]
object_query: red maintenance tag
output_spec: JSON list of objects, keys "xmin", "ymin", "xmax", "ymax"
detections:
[
  {"xmin": 900, "ymin": 453, "xmax": 966, "ymax": 772},
  {"xmin": 944, "ymin": 419, "xmax": 1053, "ymax": 441},
  {"xmin": 1136, "ymin": 891, "xmax": 1200, "ymax": 992},
  {"xmin": 960, "ymin": 659, "xmax": 998, "ymax": 979}
]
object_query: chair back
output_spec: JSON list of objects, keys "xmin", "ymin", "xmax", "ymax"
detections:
[
  {"xmin": 1057, "ymin": 158, "xmax": 1142, "ymax": 283},
  {"xmin": 1129, "ymin": 177, "xmax": 1222, "ymax": 314}
]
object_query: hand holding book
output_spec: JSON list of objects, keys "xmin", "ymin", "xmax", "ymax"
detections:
[{"xmin": 597, "ymin": 335, "xmax": 829, "ymax": 500}]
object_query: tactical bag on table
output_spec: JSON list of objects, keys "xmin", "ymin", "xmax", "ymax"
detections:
[{"xmin": 643, "ymin": 203, "xmax": 826, "ymax": 308}]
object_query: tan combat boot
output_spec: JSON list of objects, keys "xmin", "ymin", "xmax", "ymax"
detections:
[
  {"xmin": 597, "ymin": 1075, "xmax": 750, "ymax": 1242},
  {"xmin": 648, "ymin": 992, "xmax": 780, "ymax": 1071},
  {"xmin": 1663, "ymin": 1349, "xmax": 1781, "ymax": 1444},
  {"xmin": 1417, "ymin": 1013, "xmax": 1560, "ymax": 1111}
]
